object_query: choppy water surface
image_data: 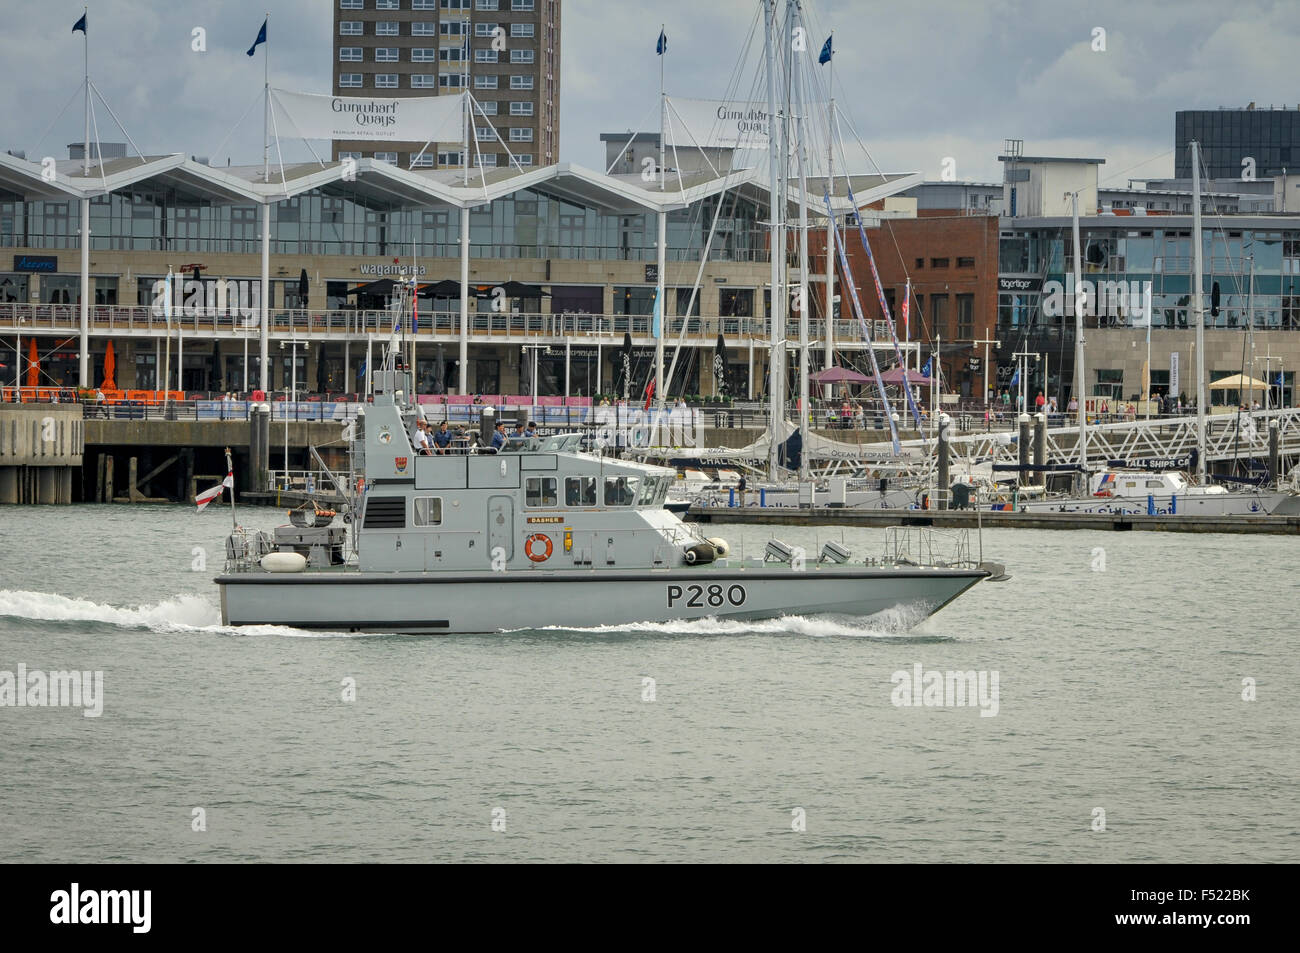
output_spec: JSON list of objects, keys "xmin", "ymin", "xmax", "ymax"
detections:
[{"xmin": 1, "ymin": 505, "xmax": 1295, "ymax": 862}]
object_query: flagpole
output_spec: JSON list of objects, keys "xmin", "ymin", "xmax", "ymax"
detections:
[
  {"xmin": 659, "ymin": 24, "xmax": 665, "ymax": 193},
  {"xmin": 82, "ymin": 7, "xmax": 89, "ymax": 176},
  {"xmin": 226, "ymin": 447, "xmax": 238, "ymax": 529},
  {"xmin": 263, "ymin": 13, "xmax": 269, "ymax": 183},
  {"xmin": 79, "ymin": 7, "xmax": 91, "ymax": 389}
]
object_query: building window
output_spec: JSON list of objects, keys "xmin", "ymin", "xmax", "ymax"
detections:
[
  {"xmin": 374, "ymin": 152, "xmax": 399, "ymax": 164},
  {"xmin": 411, "ymin": 74, "xmax": 436, "ymax": 88},
  {"xmin": 509, "ymin": 101, "xmax": 533, "ymax": 115},
  {"xmin": 441, "ymin": 47, "xmax": 466, "ymax": 61},
  {"xmin": 525, "ymin": 477, "xmax": 558, "ymax": 507},
  {"xmin": 957, "ymin": 256, "xmax": 975, "ymax": 267},
  {"xmin": 340, "ymin": 0, "xmax": 363, "ymax": 8},
  {"xmin": 511, "ymin": 0, "xmax": 535, "ymax": 9},
  {"xmin": 440, "ymin": 73, "xmax": 464, "ymax": 87},
  {"xmin": 376, "ymin": 21, "xmax": 400, "ymax": 36},
  {"xmin": 440, "ymin": 20, "xmax": 466, "ymax": 35},
  {"xmin": 509, "ymin": 127, "xmax": 533, "ymax": 141},
  {"xmin": 510, "ymin": 49, "xmax": 535, "ymax": 64},
  {"xmin": 339, "ymin": 21, "xmax": 363, "ymax": 35},
  {"xmin": 476, "ymin": 126, "xmax": 497, "ymax": 141},
  {"xmin": 510, "ymin": 75, "xmax": 534, "ymax": 89},
  {"xmin": 475, "ymin": 153, "xmax": 498, "ymax": 167},
  {"xmin": 915, "ymin": 258, "xmax": 924, "ymax": 268},
  {"xmin": 930, "ymin": 257, "xmax": 949, "ymax": 268},
  {"xmin": 375, "ymin": 73, "xmax": 399, "ymax": 88},
  {"xmin": 1094, "ymin": 368, "xmax": 1123, "ymax": 399},
  {"xmin": 339, "ymin": 47, "xmax": 363, "ymax": 62},
  {"xmin": 409, "ymin": 153, "xmax": 435, "ymax": 167},
  {"xmin": 375, "ymin": 47, "xmax": 399, "ymax": 62},
  {"xmin": 956, "ymin": 294, "xmax": 974, "ymax": 339},
  {"xmin": 413, "ymin": 497, "xmax": 443, "ymax": 526},
  {"xmin": 474, "ymin": 75, "xmax": 498, "ymax": 88},
  {"xmin": 338, "ymin": 151, "xmax": 362, "ymax": 161},
  {"xmin": 413, "ymin": 0, "xmax": 437, "ymax": 7},
  {"xmin": 412, "ymin": 48, "xmax": 436, "ymax": 62},
  {"xmin": 412, "ymin": 22, "xmax": 436, "ymax": 35},
  {"xmin": 438, "ymin": 151, "xmax": 461, "ymax": 165},
  {"xmin": 516, "ymin": 154, "xmax": 533, "ymax": 166},
  {"xmin": 930, "ymin": 294, "xmax": 949, "ymax": 337},
  {"xmin": 476, "ymin": 0, "xmax": 499, "ymax": 9},
  {"xmin": 475, "ymin": 22, "xmax": 498, "ymax": 36},
  {"xmin": 339, "ymin": 73, "xmax": 364, "ymax": 87},
  {"xmin": 442, "ymin": 0, "xmax": 469, "ymax": 8},
  {"xmin": 474, "ymin": 49, "xmax": 498, "ymax": 62},
  {"xmin": 474, "ymin": 100, "xmax": 498, "ymax": 115},
  {"xmin": 510, "ymin": 22, "xmax": 535, "ymax": 37},
  {"xmin": 377, "ymin": 0, "xmax": 401, "ymax": 8}
]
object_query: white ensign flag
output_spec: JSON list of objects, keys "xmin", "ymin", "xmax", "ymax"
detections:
[{"xmin": 272, "ymin": 89, "xmax": 465, "ymax": 144}]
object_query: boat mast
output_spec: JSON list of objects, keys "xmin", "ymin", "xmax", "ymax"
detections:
[
  {"xmin": 763, "ymin": 0, "xmax": 785, "ymax": 481},
  {"xmin": 823, "ymin": 35, "xmax": 835, "ymax": 392},
  {"xmin": 1191, "ymin": 139, "xmax": 1207, "ymax": 482},
  {"xmin": 1071, "ymin": 190, "xmax": 1087, "ymax": 477},
  {"xmin": 790, "ymin": 0, "xmax": 810, "ymax": 482}
]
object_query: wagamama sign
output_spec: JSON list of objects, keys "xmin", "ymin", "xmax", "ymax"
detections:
[{"xmin": 272, "ymin": 89, "xmax": 464, "ymax": 144}]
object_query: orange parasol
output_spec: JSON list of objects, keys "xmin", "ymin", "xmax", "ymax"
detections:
[
  {"xmin": 26, "ymin": 338, "xmax": 38, "ymax": 387},
  {"xmin": 101, "ymin": 340, "xmax": 116, "ymax": 391}
]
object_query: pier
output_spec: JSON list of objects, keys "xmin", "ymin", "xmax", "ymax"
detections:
[{"xmin": 686, "ymin": 505, "xmax": 1300, "ymax": 535}]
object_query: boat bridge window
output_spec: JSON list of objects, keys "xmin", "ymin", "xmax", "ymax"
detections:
[
  {"xmin": 565, "ymin": 475, "xmax": 596, "ymax": 506},
  {"xmin": 604, "ymin": 475, "xmax": 640, "ymax": 506},
  {"xmin": 414, "ymin": 497, "xmax": 443, "ymax": 526},
  {"xmin": 1145, "ymin": 480, "xmax": 1164, "ymax": 489},
  {"xmin": 525, "ymin": 477, "xmax": 558, "ymax": 507},
  {"xmin": 638, "ymin": 476, "xmax": 660, "ymax": 505}
]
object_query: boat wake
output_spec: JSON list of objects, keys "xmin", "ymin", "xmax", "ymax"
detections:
[
  {"xmin": 530, "ymin": 603, "xmax": 948, "ymax": 640},
  {"xmin": 0, "ymin": 589, "xmax": 364, "ymax": 639}
]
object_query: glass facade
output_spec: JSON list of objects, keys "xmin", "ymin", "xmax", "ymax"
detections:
[
  {"xmin": 1175, "ymin": 109, "xmax": 1300, "ymax": 179},
  {"xmin": 0, "ymin": 187, "xmax": 766, "ymax": 264},
  {"xmin": 998, "ymin": 223, "xmax": 1300, "ymax": 331}
]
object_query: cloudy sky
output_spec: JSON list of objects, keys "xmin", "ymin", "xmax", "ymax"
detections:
[{"xmin": 4, "ymin": 0, "xmax": 1297, "ymax": 186}]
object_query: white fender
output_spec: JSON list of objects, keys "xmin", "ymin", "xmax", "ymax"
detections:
[{"xmin": 261, "ymin": 552, "xmax": 308, "ymax": 573}]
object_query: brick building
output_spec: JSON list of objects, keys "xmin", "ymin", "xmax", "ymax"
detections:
[{"xmin": 814, "ymin": 206, "xmax": 1001, "ymax": 401}]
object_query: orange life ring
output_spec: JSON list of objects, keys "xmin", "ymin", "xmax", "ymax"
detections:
[{"xmin": 524, "ymin": 533, "xmax": 553, "ymax": 562}]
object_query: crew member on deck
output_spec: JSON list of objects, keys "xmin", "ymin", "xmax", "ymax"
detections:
[
  {"xmin": 433, "ymin": 421, "xmax": 452, "ymax": 454},
  {"xmin": 489, "ymin": 421, "xmax": 507, "ymax": 453}
]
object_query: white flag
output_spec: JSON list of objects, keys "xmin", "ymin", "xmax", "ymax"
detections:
[{"xmin": 196, "ymin": 474, "xmax": 233, "ymax": 511}]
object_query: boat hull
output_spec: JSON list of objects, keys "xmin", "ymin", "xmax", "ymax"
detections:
[
  {"xmin": 215, "ymin": 566, "xmax": 986, "ymax": 634},
  {"xmin": 1011, "ymin": 490, "xmax": 1285, "ymax": 516}
]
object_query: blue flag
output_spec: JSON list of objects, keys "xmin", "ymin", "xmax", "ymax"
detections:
[
  {"xmin": 818, "ymin": 35, "xmax": 832, "ymax": 65},
  {"xmin": 656, "ymin": 29, "xmax": 667, "ymax": 56},
  {"xmin": 1009, "ymin": 368, "xmax": 1019, "ymax": 389},
  {"xmin": 72, "ymin": 12, "xmax": 87, "ymax": 34},
  {"xmin": 921, "ymin": 358, "xmax": 932, "ymax": 379},
  {"xmin": 1277, "ymin": 372, "xmax": 1284, "ymax": 387},
  {"xmin": 247, "ymin": 18, "xmax": 267, "ymax": 57}
]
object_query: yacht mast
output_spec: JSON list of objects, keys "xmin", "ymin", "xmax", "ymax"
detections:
[
  {"xmin": 1071, "ymin": 191, "xmax": 1086, "ymax": 475},
  {"xmin": 763, "ymin": 0, "xmax": 785, "ymax": 481},
  {"xmin": 790, "ymin": 0, "xmax": 811, "ymax": 482},
  {"xmin": 1191, "ymin": 139, "xmax": 1208, "ymax": 482}
]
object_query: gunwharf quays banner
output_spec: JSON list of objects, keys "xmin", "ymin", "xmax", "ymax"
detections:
[
  {"xmin": 666, "ymin": 98, "xmax": 829, "ymax": 150},
  {"xmin": 271, "ymin": 89, "xmax": 465, "ymax": 144}
]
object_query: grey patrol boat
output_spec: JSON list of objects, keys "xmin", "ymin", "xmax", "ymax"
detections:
[{"xmin": 216, "ymin": 357, "xmax": 988, "ymax": 634}]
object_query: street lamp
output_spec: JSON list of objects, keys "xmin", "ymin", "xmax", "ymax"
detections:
[{"xmin": 279, "ymin": 334, "xmax": 300, "ymax": 487}]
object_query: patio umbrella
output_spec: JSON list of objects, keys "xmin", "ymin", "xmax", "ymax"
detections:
[
  {"xmin": 27, "ymin": 338, "xmax": 38, "ymax": 387},
  {"xmin": 101, "ymin": 340, "xmax": 116, "ymax": 391},
  {"xmin": 299, "ymin": 268, "xmax": 309, "ymax": 308},
  {"xmin": 1208, "ymin": 373, "xmax": 1269, "ymax": 391},
  {"xmin": 423, "ymin": 279, "xmax": 465, "ymax": 298},
  {"xmin": 809, "ymin": 365, "xmax": 870, "ymax": 384},
  {"xmin": 618, "ymin": 332, "xmax": 633, "ymax": 400}
]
